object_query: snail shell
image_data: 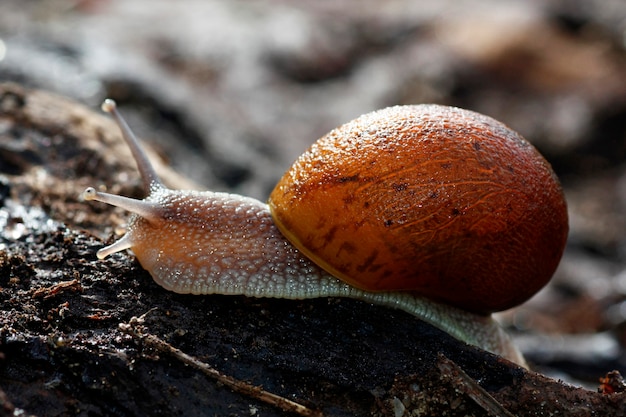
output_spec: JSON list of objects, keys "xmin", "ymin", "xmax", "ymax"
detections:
[{"xmin": 269, "ymin": 104, "xmax": 568, "ymax": 314}]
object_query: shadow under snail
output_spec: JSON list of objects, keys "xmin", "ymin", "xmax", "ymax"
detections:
[{"xmin": 82, "ymin": 99, "xmax": 568, "ymax": 367}]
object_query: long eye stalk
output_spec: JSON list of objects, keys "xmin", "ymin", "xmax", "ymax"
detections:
[{"xmin": 101, "ymin": 99, "xmax": 163, "ymax": 192}]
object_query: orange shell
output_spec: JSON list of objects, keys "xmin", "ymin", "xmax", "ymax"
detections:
[{"xmin": 268, "ymin": 105, "xmax": 568, "ymax": 314}]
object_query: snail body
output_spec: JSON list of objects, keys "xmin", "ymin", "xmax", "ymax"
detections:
[{"xmin": 83, "ymin": 100, "xmax": 568, "ymax": 366}]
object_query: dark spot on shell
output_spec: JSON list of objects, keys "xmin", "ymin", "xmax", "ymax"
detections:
[
  {"xmin": 338, "ymin": 174, "xmax": 360, "ymax": 183},
  {"xmin": 473, "ymin": 142, "xmax": 481, "ymax": 151},
  {"xmin": 321, "ymin": 225, "xmax": 339, "ymax": 246},
  {"xmin": 384, "ymin": 219, "xmax": 393, "ymax": 227},
  {"xmin": 338, "ymin": 241, "xmax": 357, "ymax": 255},
  {"xmin": 356, "ymin": 250, "xmax": 381, "ymax": 273},
  {"xmin": 380, "ymin": 269, "xmax": 395, "ymax": 280},
  {"xmin": 430, "ymin": 192, "xmax": 438, "ymax": 199},
  {"xmin": 451, "ymin": 208, "xmax": 460, "ymax": 216},
  {"xmin": 392, "ymin": 183, "xmax": 408, "ymax": 192}
]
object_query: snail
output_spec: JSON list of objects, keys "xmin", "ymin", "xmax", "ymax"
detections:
[{"xmin": 82, "ymin": 99, "xmax": 568, "ymax": 367}]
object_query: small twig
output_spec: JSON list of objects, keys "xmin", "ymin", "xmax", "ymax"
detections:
[
  {"xmin": 31, "ymin": 279, "xmax": 82, "ymax": 299},
  {"xmin": 119, "ymin": 314, "xmax": 322, "ymax": 417},
  {"xmin": 437, "ymin": 354, "xmax": 515, "ymax": 417}
]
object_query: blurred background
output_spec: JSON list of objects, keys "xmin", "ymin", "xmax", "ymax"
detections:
[{"xmin": 1, "ymin": 0, "xmax": 626, "ymax": 387}]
